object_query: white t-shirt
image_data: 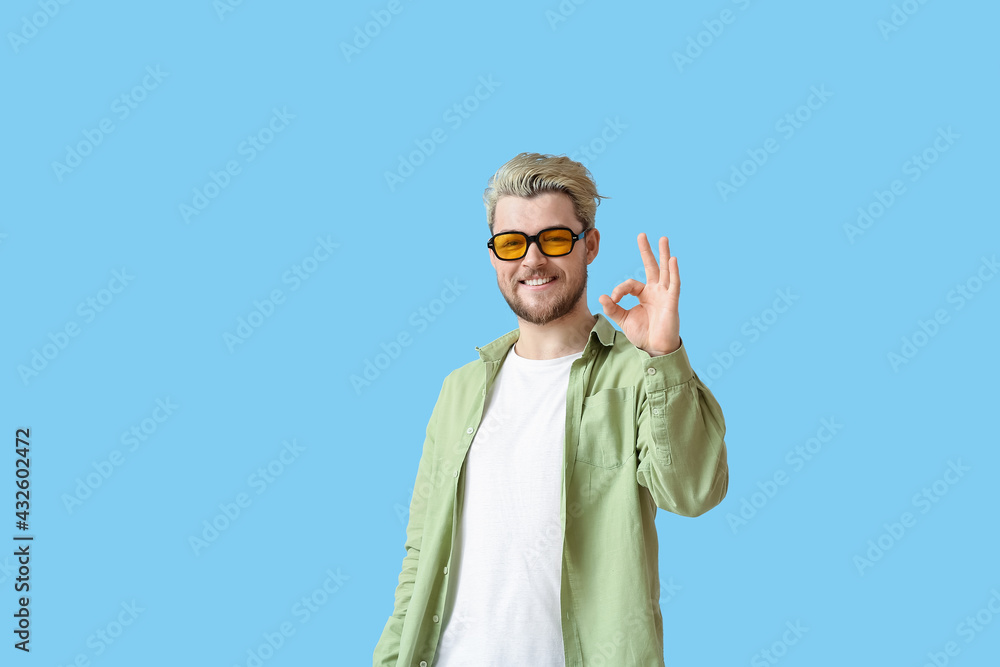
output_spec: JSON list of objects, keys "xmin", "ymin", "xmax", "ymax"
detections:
[{"xmin": 434, "ymin": 343, "xmax": 583, "ymax": 667}]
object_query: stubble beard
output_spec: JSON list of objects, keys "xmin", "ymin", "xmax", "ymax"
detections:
[{"xmin": 498, "ymin": 264, "xmax": 588, "ymax": 326}]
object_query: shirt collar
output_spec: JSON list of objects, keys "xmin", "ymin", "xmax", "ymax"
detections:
[{"xmin": 475, "ymin": 313, "xmax": 617, "ymax": 362}]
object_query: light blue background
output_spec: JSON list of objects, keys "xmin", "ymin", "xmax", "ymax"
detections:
[{"xmin": 4, "ymin": 0, "xmax": 998, "ymax": 665}]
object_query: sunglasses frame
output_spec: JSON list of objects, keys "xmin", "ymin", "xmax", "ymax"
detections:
[{"xmin": 487, "ymin": 226, "xmax": 588, "ymax": 261}]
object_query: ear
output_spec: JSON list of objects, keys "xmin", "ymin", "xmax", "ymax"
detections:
[{"xmin": 585, "ymin": 227, "xmax": 600, "ymax": 264}]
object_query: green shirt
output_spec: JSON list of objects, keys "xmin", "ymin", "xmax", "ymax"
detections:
[{"xmin": 374, "ymin": 313, "xmax": 729, "ymax": 667}]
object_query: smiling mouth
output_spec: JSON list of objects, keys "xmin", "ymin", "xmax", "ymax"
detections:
[{"xmin": 520, "ymin": 276, "xmax": 555, "ymax": 286}]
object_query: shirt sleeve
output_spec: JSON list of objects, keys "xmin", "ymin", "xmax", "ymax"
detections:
[
  {"xmin": 634, "ymin": 338, "xmax": 729, "ymax": 517},
  {"xmin": 372, "ymin": 377, "xmax": 445, "ymax": 667}
]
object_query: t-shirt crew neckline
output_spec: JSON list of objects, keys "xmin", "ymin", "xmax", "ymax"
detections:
[{"xmin": 510, "ymin": 343, "xmax": 585, "ymax": 365}]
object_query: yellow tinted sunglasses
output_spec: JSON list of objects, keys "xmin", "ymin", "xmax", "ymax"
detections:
[{"xmin": 487, "ymin": 227, "xmax": 587, "ymax": 261}]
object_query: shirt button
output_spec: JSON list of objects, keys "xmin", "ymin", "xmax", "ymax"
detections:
[
  {"xmin": 653, "ymin": 408, "xmax": 660, "ymax": 416},
  {"xmin": 443, "ymin": 566, "xmax": 449, "ymax": 574},
  {"xmin": 647, "ymin": 367, "xmax": 656, "ymax": 375},
  {"xmin": 433, "ymin": 614, "xmax": 440, "ymax": 623},
  {"xmin": 420, "ymin": 662, "xmax": 428, "ymax": 667},
  {"xmin": 466, "ymin": 427, "xmax": 474, "ymax": 434},
  {"xmin": 453, "ymin": 470, "xmax": 458, "ymax": 477}
]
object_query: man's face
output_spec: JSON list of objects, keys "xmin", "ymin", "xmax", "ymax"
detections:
[{"xmin": 489, "ymin": 191, "xmax": 599, "ymax": 326}]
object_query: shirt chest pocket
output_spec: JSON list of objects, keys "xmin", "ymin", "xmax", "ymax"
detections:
[{"xmin": 576, "ymin": 386, "xmax": 636, "ymax": 469}]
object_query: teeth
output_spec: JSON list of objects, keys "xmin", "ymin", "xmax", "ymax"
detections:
[{"xmin": 523, "ymin": 277, "xmax": 554, "ymax": 286}]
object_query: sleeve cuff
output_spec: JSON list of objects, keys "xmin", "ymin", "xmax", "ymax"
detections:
[{"xmin": 635, "ymin": 337, "xmax": 695, "ymax": 390}]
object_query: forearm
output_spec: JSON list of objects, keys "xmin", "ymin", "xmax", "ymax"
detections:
[
  {"xmin": 372, "ymin": 545, "xmax": 419, "ymax": 666},
  {"xmin": 635, "ymin": 340, "xmax": 729, "ymax": 516}
]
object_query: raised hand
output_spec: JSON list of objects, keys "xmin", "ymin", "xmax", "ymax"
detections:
[{"xmin": 599, "ymin": 233, "xmax": 681, "ymax": 356}]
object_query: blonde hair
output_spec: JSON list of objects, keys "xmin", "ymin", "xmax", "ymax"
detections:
[{"xmin": 483, "ymin": 153, "xmax": 608, "ymax": 233}]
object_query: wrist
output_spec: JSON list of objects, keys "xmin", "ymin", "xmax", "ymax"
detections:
[{"xmin": 645, "ymin": 337, "xmax": 681, "ymax": 357}]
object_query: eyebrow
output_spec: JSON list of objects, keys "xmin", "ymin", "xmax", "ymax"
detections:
[{"xmin": 494, "ymin": 225, "xmax": 574, "ymax": 235}]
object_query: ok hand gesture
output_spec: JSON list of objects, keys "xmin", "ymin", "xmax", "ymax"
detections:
[{"xmin": 599, "ymin": 233, "xmax": 681, "ymax": 357}]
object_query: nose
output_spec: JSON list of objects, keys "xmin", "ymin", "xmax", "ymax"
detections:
[{"xmin": 521, "ymin": 239, "xmax": 548, "ymax": 267}]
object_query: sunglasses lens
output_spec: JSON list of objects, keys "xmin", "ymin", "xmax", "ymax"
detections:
[
  {"xmin": 539, "ymin": 229, "xmax": 573, "ymax": 256},
  {"xmin": 494, "ymin": 233, "xmax": 527, "ymax": 259}
]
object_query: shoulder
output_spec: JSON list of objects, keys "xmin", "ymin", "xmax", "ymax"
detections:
[
  {"xmin": 440, "ymin": 357, "xmax": 484, "ymax": 394},
  {"xmin": 422, "ymin": 357, "xmax": 484, "ymax": 430}
]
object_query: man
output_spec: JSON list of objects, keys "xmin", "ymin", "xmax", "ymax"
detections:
[{"xmin": 373, "ymin": 153, "xmax": 728, "ymax": 667}]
